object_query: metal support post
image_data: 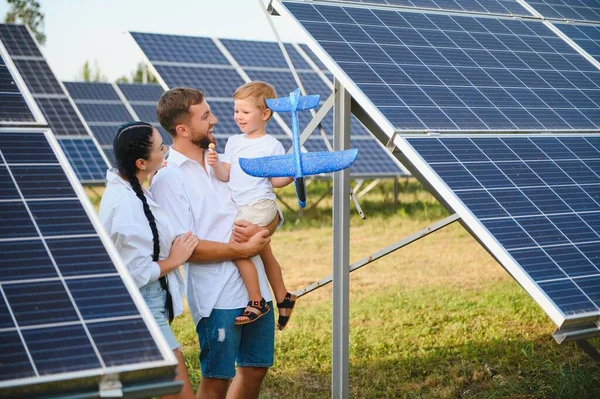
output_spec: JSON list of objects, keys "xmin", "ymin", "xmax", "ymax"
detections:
[{"xmin": 332, "ymin": 79, "xmax": 350, "ymax": 399}]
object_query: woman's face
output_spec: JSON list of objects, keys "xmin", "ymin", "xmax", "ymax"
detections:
[{"xmin": 142, "ymin": 128, "xmax": 166, "ymax": 175}]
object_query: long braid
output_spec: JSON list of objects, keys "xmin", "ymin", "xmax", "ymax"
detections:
[{"xmin": 115, "ymin": 122, "xmax": 174, "ymax": 324}]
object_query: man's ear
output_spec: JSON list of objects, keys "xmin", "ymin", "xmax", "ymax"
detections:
[{"xmin": 175, "ymin": 124, "xmax": 188, "ymax": 138}]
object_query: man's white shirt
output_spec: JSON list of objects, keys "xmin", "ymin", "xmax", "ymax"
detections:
[
  {"xmin": 222, "ymin": 134, "xmax": 285, "ymax": 206},
  {"xmin": 150, "ymin": 147, "xmax": 273, "ymax": 325},
  {"xmin": 98, "ymin": 169, "xmax": 185, "ymax": 317}
]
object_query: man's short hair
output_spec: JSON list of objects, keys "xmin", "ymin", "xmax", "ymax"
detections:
[
  {"xmin": 233, "ymin": 81, "xmax": 277, "ymax": 120},
  {"xmin": 156, "ymin": 87, "xmax": 205, "ymax": 136}
]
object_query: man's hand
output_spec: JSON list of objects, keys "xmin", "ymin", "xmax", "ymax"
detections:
[{"xmin": 236, "ymin": 230, "xmax": 270, "ymax": 259}]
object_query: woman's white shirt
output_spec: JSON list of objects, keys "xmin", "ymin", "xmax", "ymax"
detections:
[{"xmin": 98, "ymin": 169, "xmax": 184, "ymax": 317}]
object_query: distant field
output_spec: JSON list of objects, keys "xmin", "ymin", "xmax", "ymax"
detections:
[{"xmin": 90, "ymin": 179, "xmax": 600, "ymax": 398}]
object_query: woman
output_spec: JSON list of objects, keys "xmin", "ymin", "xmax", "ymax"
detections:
[{"xmin": 99, "ymin": 121, "xmax": 197, "ymax": 399}]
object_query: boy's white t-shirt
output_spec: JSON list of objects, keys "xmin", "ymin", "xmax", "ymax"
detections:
[{"xmin": 222, "ymin": 134, "xmax": 285, "ymax": 206}]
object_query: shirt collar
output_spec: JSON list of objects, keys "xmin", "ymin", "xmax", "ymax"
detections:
[{"xmin": 166, "ymin": 147, "xmax": 191, "ymax": 167}]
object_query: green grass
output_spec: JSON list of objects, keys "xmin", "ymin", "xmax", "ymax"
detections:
[{"xmin": 91, "ymin": 179, "xmax": 600, "ymax": 398}]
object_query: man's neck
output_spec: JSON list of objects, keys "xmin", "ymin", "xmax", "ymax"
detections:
[{"xmin": 172, "ymin": 139, "xmax": 205, "ymax": 167}]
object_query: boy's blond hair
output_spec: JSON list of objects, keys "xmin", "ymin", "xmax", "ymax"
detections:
[{"xmin": 233, "ymin": 81, "xmax": 277, "ymax": 120}]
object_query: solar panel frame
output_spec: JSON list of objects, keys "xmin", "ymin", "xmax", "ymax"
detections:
[
  {"xmin": 525, "ymin": 0, "xmax": 600, "ymax": 24},
  {"xmin": 0, "ymin": 127, "xmax": 177, "ymax": 397},
  {"xmin": 274, "ymin": 1, "xmax": 600, "ymax": 135}
]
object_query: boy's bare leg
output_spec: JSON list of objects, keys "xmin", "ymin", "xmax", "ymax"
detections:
[
  {"xmin": 259, "ymin": 243, "xmax": 287, "ymax": 303},
  {"xmin": 234, "ymin": 258, "xmax": 262, "ymax": 302}
]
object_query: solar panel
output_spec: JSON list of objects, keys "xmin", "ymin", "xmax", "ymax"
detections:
[
  {"xmin": 555, "ymin": 23, "xmax": 600, "ymax": 65},
  {"xmin": 0, "ymin": 54, "xmax": 37, "ymax": 123},
  {"xmin": 0, "ymin": 129, "xmax": 177, "ymax": 397},
  {"xmin": 396, "ymin": 134, "xmax": 600, "ymax": 326},
  {"xmin": 131, "ymin": 31, "xmax": 409, "ymax": 177},
  {"xmin": 288, "ymin": 0, "xmax": 532, "ymax": 17},
  {"xmin": 527, "ymin": 0, "xmax": 600, "ymax": 23},
  {"xmin": 118, "ymin": 82, "xmax": 164, "ymax": 102},
  {"xmin": 279, "ymin": 2, "xmax": 600, "ymax": 132},
  {"xmin": 0, "ymin": 24, "xmax": 109, "ymax": 184}
]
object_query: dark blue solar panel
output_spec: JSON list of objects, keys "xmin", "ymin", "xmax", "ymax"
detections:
[
  {"xmin": 64, "ymin": 82, "xmax": 121, "ymax": 101},
  {"xmin": 13, "ymin": 59, "xmax": 63, "ymax": 95},
  {"xmin": 131, "ymin": 104, "xmax": 159, "ymax": 124},
  {"xmin": 154, "ymin": 65, "xmax": 244, "ymax": 98},
  {"xmin": 556, "ymin": 23, "xmax": 600, "ymax": 65},
  {"xmin": 118, "ymin": 83, "xmax": 164, "ymax": 102},
  {"xmin": 0, "ymin": 55, "xmax": 36, "ymax": 123},
  {"xmin": 131, "ymin": 31, "xmax": 228, "ymax": 65},
  {"xmin": 221, "ymin": 39, "xmax": 311, "ymax": 69},
  {"xmin": 0, "ymin": 24, "xmax": 109, "ymax": 182},
  {"xmin": 245, "ymin": 70, "xmax": 332, "ymax": 101},
  {"xmin": 405, "ymin": 135, "xmax": 600, "ymax": 322},
  {"xmin": 0, "ymin": 24, "xmax": 42, "ymax": 57},
  {"xmin": 89, "ymin": 125, "xmax": 119, "ymax": 146},
  {"xmin": 300, "ymin": 43, "xmax": 327, "ymax": 70},
  {"xmin": 529, "ymin": 1, "xmax": 600, "ymax": 23},
  {"xmin": 76, "ymin": 103, "xmax": 132, "ymax": 123},
  {"xmin": 59, "ymin": 138, "xmax": 108, "ymax": 183},
  {"xmin": 0, "ymin": 131, "xmax": 171, "ymax": 393},
  {"xmin": 283, "ymin": 2, "xmax": 600, "ymax": 131},
  {"xmin": 36, "ymin": 97, "xmax": 88, "ymax": 136}
]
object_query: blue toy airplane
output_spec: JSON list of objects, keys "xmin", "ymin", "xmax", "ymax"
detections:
[{"xmin": 240, "ymin": 88, "xmax": 358, "ymax": 208}]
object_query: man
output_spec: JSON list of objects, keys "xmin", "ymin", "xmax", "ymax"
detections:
[{"xmin": 151, "ymin": 87, "xmax": 278, "ymax": 399}]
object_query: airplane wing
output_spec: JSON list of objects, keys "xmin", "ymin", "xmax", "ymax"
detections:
[
  {"xmin": 300, "ymin": 149, "xmax": 358, "ymax": 176},
  {"xmin": 239, "ymin": 154, "xmax": 296, "ymax": 178},
  {"xmin": 239, "ymin": 148, "xmax": 358, "ymax": 178}
]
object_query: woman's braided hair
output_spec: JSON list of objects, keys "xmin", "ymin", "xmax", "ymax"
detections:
[{"xmin": 114, "ymin": 121, "xmax": 174, "ymax": 323}]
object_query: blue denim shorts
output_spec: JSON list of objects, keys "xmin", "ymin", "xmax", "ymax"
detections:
[
  {"xmin": 195, "ymin": 302, "xmax": 275, "ymax": 379},
  {"xmin": 140, "ymin": 280, "xmax": 180, "ymax": 351}
]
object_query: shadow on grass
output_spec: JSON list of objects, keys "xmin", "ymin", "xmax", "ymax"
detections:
[
  {"xmin": 263, "ymin": 335, "xmax": 600, "ymax": 399},
  {"xmin": 279, "ymin": 178, "xmax": 449, "ymax": 230}
]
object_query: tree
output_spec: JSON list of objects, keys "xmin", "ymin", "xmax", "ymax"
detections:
[
  {"xmin": 4, "ymin": 0, "xmax": 45, "ymax": 45},
  {"xmin": 78, "ymin": 60, "xmax": 107, "ymax": 82}
]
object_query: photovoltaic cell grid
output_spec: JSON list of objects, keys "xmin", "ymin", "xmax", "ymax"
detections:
[
  {"xmin": 402, "ymin": 135, "xmax": 600, "ymax": 324},
  {"xmin": 0, "ymin": 24, "xmax": 108, "ymax": 183},
  {"xmin": 555, "ymin": 23, "xmax": 600, "ymax": 65},
  {"xmin": 527, "ymin": 0, "xmax": 600, "ymax": 23},
  {"xmin": 0, "ymin": 131, "xmax": 169, "ymax": 394},
  {"xmin": 318, "ymin": 0, "xmax": 532, "ymax": 16},
  {"xmin": 132, "ymin": 32, "xmax": 407, "ymax": 176},
  {"xmin": 281, "ymin": 2, "xmax": 600, "ymax": 132},
  {"xmin": 116, "ymin": 83, "xmax": 173, "ymax": 145},
  {"xmin": 0, "ymin": 52, "xmax": 36, "ymax": 123}
]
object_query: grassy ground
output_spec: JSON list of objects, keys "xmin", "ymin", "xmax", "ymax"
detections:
[{"xmin": 89, "ymin": 179, "xmax": 600, "ymax": 398}]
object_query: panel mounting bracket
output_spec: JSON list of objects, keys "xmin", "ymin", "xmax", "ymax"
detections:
[{"xmin": 99, "ymin": 373, "xmax": 123, "ymax": 398}]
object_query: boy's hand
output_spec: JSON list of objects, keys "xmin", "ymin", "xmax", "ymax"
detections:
[{"xmin": 207, "ymin": 143, "xmax": 219, "ymax": 167}]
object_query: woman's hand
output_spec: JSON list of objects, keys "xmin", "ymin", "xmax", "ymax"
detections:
[{"xmin": 168, "ymin": 231, "xmax": 200, "ymax": 266}]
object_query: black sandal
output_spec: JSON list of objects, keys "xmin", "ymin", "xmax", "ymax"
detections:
[
  {"xmin": 277, "ymin": 292, "xmax": 297, "ymax": 331},
  {"xmin": 235, "ymin": 298, "xmax": 270, "ymax": 326}
]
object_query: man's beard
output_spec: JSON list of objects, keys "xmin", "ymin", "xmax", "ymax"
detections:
[{"xmin": 192, "ymin": 135, "xmax": 216, "ymax": 149}]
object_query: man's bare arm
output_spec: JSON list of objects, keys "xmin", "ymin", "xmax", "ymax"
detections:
[{"xmin": 187, "ymin": 230, "xmax": 270, "ymax": 263}]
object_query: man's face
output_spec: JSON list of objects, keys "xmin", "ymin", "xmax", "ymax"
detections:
[{"xmin": 181, "ymin": 101, "xmax": 218, "ymax": 149}]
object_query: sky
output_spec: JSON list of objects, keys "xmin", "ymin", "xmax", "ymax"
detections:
[{"xmin": 0, "ymin": 0, "xmax": 307, "ymax": 81}]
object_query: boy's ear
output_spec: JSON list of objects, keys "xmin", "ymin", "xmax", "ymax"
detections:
[{"xmin": 263, "ymin": 108, "xmax": 272, "ymax": 121}]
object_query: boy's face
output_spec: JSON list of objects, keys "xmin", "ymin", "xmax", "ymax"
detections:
[{"xmin": 234, "ymin": 98, "xmax": 270, "ymax": 135}]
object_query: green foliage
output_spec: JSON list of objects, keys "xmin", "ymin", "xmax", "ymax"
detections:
[
  {"xmin": 4, "ymin": 0, "xmax": 45, "ymax": 44},
  {"xmin": 115, "ymin": 62, "xmax": 158, "ymax": 84},
  {"xmin": 78, "ymin": 60, "xmax": 107, "ymax": 82}
]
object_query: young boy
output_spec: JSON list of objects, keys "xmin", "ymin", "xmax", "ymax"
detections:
[{"xmin": 207, "ymin": 81, "xmax": 297, "ymax": 330}]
